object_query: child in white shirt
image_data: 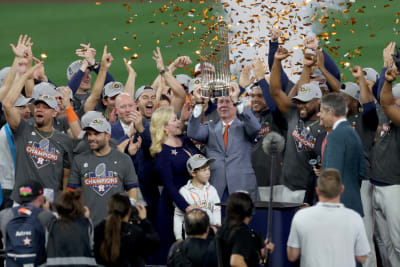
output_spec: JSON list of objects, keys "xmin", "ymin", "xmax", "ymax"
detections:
[{"xmin": 173, "ymin": 154, "xmax": 221, "ymax": 241}]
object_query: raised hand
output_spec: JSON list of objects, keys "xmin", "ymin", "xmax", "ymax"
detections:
[
  {"xmin": 270, "ymin": 28, "xmax": 281, "ymax": 42},
  {"xmin": 383, "ymin": 42, "xmax": 396, "ymax": 68},
  {"xmin": 385, "ymin": 67, "xmax": 398, "ymax": 83},
  {"xmin": 101, "ymin": 45, "xmax": 113, "ymax": 69},
  {"xmin": 180, "ymin": 102, "xmax": 193, "ymax": 122},
  {"xmin": 76, "ymin": 43, "xmax": 96, "ymax": 65},
  {"xmin": 350, "ymin": 65, "xmax": 364, "ymax": 79},
  {"xmin": 173, "ymin": 56, "xmax": 192, "ymax": 68},
  {"xmin": 10, "ymin": 34, "xmax": 33, "ymax": 58},
  {"xmin": 304, "ymin": 36, "xmax": 319, "ymax": 50},
  {"xmin": 239, "ymin": 65, "xmax": 254, "ymax": 88},
  {"xmin": 275, "ymin": 47, "xmax": 290, "ymax": 61},
  {"xmin": 123, "ymin": 58, "xmax": 137, "ymax": 77},
  {"xmin": 251, "ymin": 58, "xmax": 267, "ymax": 81},
  {"xmin": 316, "ymin": 49, "xmax": 325, "ymax": 69},
  {"xmin": 152, "ymin": 47, "xmax": 165, "ymax": 71},
  {"xmin": 303, "ymin": 51, "xmax": 317, "ymax": 67},
  {"xmin": 229, "ymin": 82, "xmax": 240, "ymax": 103}
]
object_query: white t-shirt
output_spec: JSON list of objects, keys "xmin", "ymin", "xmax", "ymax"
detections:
[
  {"xmin": 287, "ymin": 202, "xmax": 370, "ymax": 267},
  {"xmin": 173, "ymin": 180, "xmax": 221, "ymax": 240}
]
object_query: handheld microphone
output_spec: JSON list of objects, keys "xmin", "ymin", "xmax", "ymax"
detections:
[{"xmin": 262, "ymin": 132, "xmax": 285, "ymax": 157}]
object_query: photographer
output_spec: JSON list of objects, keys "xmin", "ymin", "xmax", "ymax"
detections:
[{"xmin": 94, "ymin": 193, "xmax": 160, "ymax": 267}]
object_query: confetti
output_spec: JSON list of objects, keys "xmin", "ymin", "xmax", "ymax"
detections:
[
  {"xmin": 40, "ymin": 53, "xmax": 47, "ymax": 59},
  {"xmin": 95, "ymin": 2, "xmax": 101, "ymax": 5},
  {"xmin": 123, "ymin": 46, "xmax": 131, "ymax": 51},
  {"xmin": 131, "ymin": 53, "xmax": 139, "ymax": 59}
]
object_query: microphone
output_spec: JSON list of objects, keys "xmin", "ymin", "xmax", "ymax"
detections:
[{"xmin": 262, "ymin": 132, "xmax": 285, "ymax": 157}]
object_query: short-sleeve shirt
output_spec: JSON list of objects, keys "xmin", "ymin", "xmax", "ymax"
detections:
[
  {"xmin": 12, "ymin": 120, "xmax": 73, "ymax": 202},
  {"xmin": 68, "ymin": 148, "xmax": 138, "ymax": 225},
  {"xmin": 287, "ymin": 202, "xmax": 370, "ymax": 267},
  {"xmin": 282, "ymin": 106, "xmax": 325, "ymax": 190}
]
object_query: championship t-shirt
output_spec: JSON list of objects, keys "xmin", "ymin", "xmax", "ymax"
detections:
[
  {"xmin": 68, "ymin": 148, "xmax": 138, "ymax": 225},
  {"xmin": 12, "ymin": 120, "xmax": 73, "ymax": 202}
]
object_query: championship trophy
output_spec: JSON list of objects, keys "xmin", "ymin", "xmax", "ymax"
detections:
[{"xmin": 199, "ymin": 20, "xmax": 231, "ymax": 98}]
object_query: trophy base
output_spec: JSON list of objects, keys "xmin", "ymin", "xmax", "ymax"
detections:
[{"xmin": 201, "ymin": 81, "xmax": 230, "ymax": 98}]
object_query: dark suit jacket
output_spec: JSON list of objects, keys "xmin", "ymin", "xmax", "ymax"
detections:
[{"xmin": 322, "ymin": 120, "xmax": 365, "ymax": 216}]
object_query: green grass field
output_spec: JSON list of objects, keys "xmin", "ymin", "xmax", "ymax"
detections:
[
  {"xmin": 0, "ymin": 0, "xmax": 399, "ymax": 86},
  {"xmin": 0, "ymin": 1, "xmax": 220, "ymax": 86}
]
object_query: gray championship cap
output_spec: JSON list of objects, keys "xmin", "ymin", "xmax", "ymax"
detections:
[
  {"xmin": 135, "ymin": 85, "xmax": 155, "ymax": 101},
  {"xmin": 83, "ymin": 117, "xmax": 111, "ymax": 134},
  {"xmin": 186, "ymin": 154, "xmax": 215, "ymax": 173},
  {"xmin": 340, "ymin": 82, "xmax": 361, "ymax": 103},
  {"xmin": 0, "ymin": 66, "xmax": 11, "ymax": 87},
  {"xmin": 55, "ymin": 86, "xmax": 73, "ymax": 100},
  {"xmin": 293, "ymin": 82, "xmax": 322, "ymax": 102},
  {"xmin": 78, "ymin": 111, "xmax": 104, "ymax": 139},
  {"xmin": 33, "ymin": 94, "xmax": 59, "ymax": 110},
  {"xmin": 102, "ymin": 81, "xmax": 124, "ymax": 98},
  {"xmin": 32, "ymin": 82, "xmax": 57, "ymax": 99},
  {"xmin": 14, "ymin": 95, "xmax": 32, "ymax": 107},
  {"xmin": 67, "ymin": 60, "xmax": 83, "ymax": 80},
  {"xmin": 175, "ymin": 74, "xmax": 192, "ymax": 89},
  {"xmin": 188, "ymin": 77, "xmax": 201, "ymax": 94},
  {"xmin": 363, "ymin": 67, "xmax": 379, "ymax": 83},
  {"xmin": 392, "ymin": 83, "xmax": 400, "ymax": 98}
]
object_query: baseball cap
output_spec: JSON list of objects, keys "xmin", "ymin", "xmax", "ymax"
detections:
[
  {"xmin": 77, "ymin": 111, "xmax": 104, "ymax": 139},
  {"xmin": 194, "ymin": 62, "xmax": 215, "ymax": 76},
  {"xmin": 102, "ymin": 81, "xmax": 124, "ymax": 98},
  {"xmin": 340, "ymin": 82, "xmax": 361, "ymax": 103},
  {"xmin": 363, "ymin": 67, "xmax": 379, "ymax": 83},
  {"xmin": 188, "ymin": 77, "xmax": 201, "ymax": 94},
  {"xmin": 33, "ymin": 94, "xmax": 59, "ymax": 110},
  {"xmin": 67, "ymin": 60, "xmax": 83, "ymax": 80},
  {"xmin": 14, "ymin": 95, "xmax": 32, "ymax": 107},
  {"xmin": 32, "ymin": 82, "xmax": 57, "ymax": 99},
  {"xmin": 392, "ymin": 83, "xmax": 400, "ymax": 98},
  {"xmin": 83, "ymin": 117, "xmax": 111, "ymax": 134},
  {"xmin": 0, "ymin": 66, "xmax": 11, "ymax": 87},
  {"xmin": 186, "ymin": 154, "xmax": 215, "ymax": 173},
  {"xmin": 175, "ymin": 74, "xmax": 192, "ymax": 89},
  {"xmin": 293, "ymin": 82, "xmax": 322, "ymax": 102},
  {"xmin": 135, "ymin": 85, "xmax": 155, "ymax": 101},
  {"xmin": 18, "ymin": 181, "xmax": 44, "ymax": 204}
]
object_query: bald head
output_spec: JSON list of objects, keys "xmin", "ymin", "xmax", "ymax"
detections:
[{"xmin": 115, "ymin": 93, "xmax": 137, "ymax": 124}]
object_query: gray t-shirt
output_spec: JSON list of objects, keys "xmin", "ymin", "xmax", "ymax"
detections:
[
  {"xmin": 68, "ymin": 148, "xmax": 138, "ymax": 226},
  {"xmin": 12, "ymin": 120, "xmax": 73, "ymax": 203},
  {"xmin": 281, "ymin": 106, "xmax": 326, "ymax": 190}
]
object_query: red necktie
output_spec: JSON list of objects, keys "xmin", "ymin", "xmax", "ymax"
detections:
[
  {"xmin": 321, "ymin": 133, "xmax": 328, "ymax": 162},
  {"xmin": 224, "ymin": 124, "xmax": 230, "ymax": 150}
]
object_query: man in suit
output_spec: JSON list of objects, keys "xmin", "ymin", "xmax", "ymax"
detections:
[
  {"xmin": 111, "ymin": 92, "xmax": 159, "ymax": 222},
  {"xmin": 319, "ymin": 93, "xmax": 365, "ymax": 216},
  {"xmin": 187, "ymin": 83, "xmax": 261, "ymax": 201}
]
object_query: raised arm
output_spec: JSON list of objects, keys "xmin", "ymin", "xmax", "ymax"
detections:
[
  {"xmin": 351, "ymin": 66, "xmax": 375, "ymax": 104},
  {"xmin": 2, "ymin": 63, "xmax": 42, "ymax": 131},
  {"xmin": 381, "ymin": 68, "xmax": 400, "ymax": 126},
  {"xmin": 251, "ymin": 57, "xmax": 277, "ymax": 111},
  {"xmin": 84, "ymin": 45, "xmax": 113, "ymax": 113},
  {"xmin": 270, "ymin": 47, "xmax": 292, "ymax": 115},
  {"xmin": 316, "ymin": 49, "xmax": 340, "ymax": 92},
  {"xmin": 123, "ymin": 58, "xmax": 136, "ymax": 96},
  {"xmin": 288, "ymin": 50, "xmax": 315, "ymax": 99},
  {"xmin": 152, "ymin": 47, "xmax": 188, "ymax": 113}
]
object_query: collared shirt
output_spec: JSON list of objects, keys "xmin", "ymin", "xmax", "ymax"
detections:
[
  {"xmin": 333, "ymin": 117, "xmax": 347, "ymax": 130},
  {"xmin": 120, "ymin": 120, "xmax": 132, "ymax": 136},
  {"xmin": 222, "ymin": 120, "xmax": 234, "ymax": 134}
]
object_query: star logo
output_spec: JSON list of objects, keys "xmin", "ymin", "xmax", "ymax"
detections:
[
  {"xmin": 37, "ymin": 157, "xmax": 44, "ymax": 164},
  {"xmin": 171, "ymin": 149, "xmax": 178, "ymax": 156},
  {"xmin": 98, "ymin": 184, "xmax": 105, "ymax": 192},
  {"xmin": 23, "ymin": 236, "xmax": 31, "ymax": 246}
]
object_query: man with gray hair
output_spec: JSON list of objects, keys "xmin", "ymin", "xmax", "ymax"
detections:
[{"xmin": 319, "ymin": 93, "xmax": 365, "ymax": 216}]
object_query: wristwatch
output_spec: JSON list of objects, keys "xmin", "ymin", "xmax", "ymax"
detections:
[
  {"xmin": 233, "ymin": 100, "xmax": 242, "ymax": 107},
  {"xmin": 160, "ymin": 67, "xmax": 169, "ymax": 75},
  {"xmin": 87, "ymin": 61, "xmax": 100, "ymax": 71}
]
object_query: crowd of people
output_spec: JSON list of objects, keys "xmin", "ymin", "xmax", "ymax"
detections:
[{"xmin": 0, "ymin": 29, "xmax": 398, "ymax": 267}]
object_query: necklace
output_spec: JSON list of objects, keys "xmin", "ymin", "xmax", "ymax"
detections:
[{"xmin": 34, "ymin": 127, "xmax": 54, "ymax": 139}]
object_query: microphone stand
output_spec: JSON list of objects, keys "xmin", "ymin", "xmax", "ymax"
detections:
[{"xmin": 264, "ymin": 153, "xmax": 275, "ymax": 267}]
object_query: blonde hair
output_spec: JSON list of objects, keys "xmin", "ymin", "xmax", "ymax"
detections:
[{"xmin": 150, "ymin": 106, "xmax": 175, "ymax": 157}]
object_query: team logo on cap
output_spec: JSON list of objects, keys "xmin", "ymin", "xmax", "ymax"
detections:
[
  {"xmin": 299, "ymin": 85, "xmax": 311, "ymax": 94},
  {"xmin": 83, "ymin": 163, "xmax": 119, "ymax": 196},
  {"xmin": 26, "ymin": 139, "xmax": 59, "ymax": 168},
  {"xmin": 113, "ymin": 83, "xmax": 121, "ymax": 89}
]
